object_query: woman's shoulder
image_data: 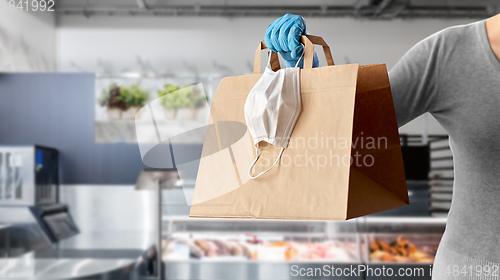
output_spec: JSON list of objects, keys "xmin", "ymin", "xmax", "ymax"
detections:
[{"xmin": 430, "ymin": 20, "xmax": 483, "ymax": 50}]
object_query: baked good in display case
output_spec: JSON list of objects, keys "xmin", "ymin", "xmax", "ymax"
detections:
[
  {"xmin": 163, "ymin": 238, "xmax": 359, "ymax": 262},
  {"xmin": 369, "ymin": 235, "xmax": 437, "ymax": 263}
]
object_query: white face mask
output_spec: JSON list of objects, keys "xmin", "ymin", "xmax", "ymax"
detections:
[{"xmin": 244, "ymin": 51, "xmax": 302, "ymax": 179}]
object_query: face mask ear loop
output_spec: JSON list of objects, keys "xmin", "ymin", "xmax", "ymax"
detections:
[
  {"xmin": 248, "ymin": 145, "xmax": 285, "ymax": 179},
  {"xmin": 294, "ymin": 44, "xmax": 305, "ymax": 68},
  {"xmin": 265, "ymin": 50, "xmax": 273, "ymax": 70}
]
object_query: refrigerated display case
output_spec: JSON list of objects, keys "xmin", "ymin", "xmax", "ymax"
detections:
[
  {"xmin": 162, "ymin": 217, "xmax": 361, "ymax": 261},
  {"xmin": 158, "ymin": 209, "xmax": 447, "ymax": 279},
  {"xmin": 160, "ymin": 216, "xmax": 363, "ymax": 279}
]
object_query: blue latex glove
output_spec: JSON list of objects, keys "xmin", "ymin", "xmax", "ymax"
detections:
[{"xmin": 265, "ymin": 13, "xmax": 319, "ymax": 69}]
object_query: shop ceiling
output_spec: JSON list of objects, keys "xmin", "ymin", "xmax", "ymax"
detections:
[{"xmin": 55, "ymin": 0, "xmax": 499, "ymax": 19}]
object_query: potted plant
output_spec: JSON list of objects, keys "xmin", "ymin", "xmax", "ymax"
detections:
[
  {"xmin": 184, "ymin": 85, "xmax": 208, "ymax": 120},
  {"xmin": 158, "ymin": 84, "xmax": 182, "ymax": 119},
  {"xmin": 98, "ymin": 83, "xmax": 126, "ymax": 120},
  {"xmin": 120, "ymin": 84, "xmax": 150, "ymax": 120}
]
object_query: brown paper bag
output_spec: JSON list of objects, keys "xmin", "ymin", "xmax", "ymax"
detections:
[{"xmin": 190, "ymin": 35, "xmax": 408, "ymax": 220}]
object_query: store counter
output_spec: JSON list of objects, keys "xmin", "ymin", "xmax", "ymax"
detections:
[
  {"xmin": 0, "ymin": 230, "xmax": 155, "ymax": 280},
  {"xmin": 0, "ymin": 224, "xmax": 11, "ymax": 257}
]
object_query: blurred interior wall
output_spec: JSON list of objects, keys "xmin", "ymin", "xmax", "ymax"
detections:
[
  {"xmin": 0, "ymin": 73, "xmax": 147, "ymax": 184},
  {"xmin": 56, "ymin": 16, "xmax": 475, "ymax": 74},
  {"xmin": 56, "ymin": 16, "xmax": 478, "ymax": 136},
  {"xmin": 0, "ymin": 9, "xmax": 56, "ymax": 71},
  {"xmin": 60, "ymin": 185, "xmax": 155, "ymax": 233}
]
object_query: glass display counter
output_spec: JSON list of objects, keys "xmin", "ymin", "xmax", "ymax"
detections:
[{"xmin": 159, "ymin": 211, "xmax": 446, "ymax": 279}]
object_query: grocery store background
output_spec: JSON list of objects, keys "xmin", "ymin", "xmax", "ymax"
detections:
[{"xmin": 0, "ymin": 0, "xmax": 495, "ymax": 279}]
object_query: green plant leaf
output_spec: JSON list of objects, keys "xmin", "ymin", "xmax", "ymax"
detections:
[{"xmin": 119, "ymin": 83, "xmax": 150, "ymax": 108}]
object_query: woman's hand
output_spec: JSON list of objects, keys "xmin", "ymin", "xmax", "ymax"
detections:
[{"xmin": 264, "ymin": 13, "xmax": 319, "ymax": 68}]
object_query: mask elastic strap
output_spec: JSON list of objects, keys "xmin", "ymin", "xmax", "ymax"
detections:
[
  {"xmin": 248, "ymin": 145, "xmax": 285, "ymax": 179},
  {"xmin": 265, "ymin": 48, "xmax": 303, "ymax": 70},
  {"xmin": 265, "ymin": 50, "xmax": 274, "ymax": 70},
  {"xmin": 294, "ymin": 44, "xmax": 305, "ymax": 68}
]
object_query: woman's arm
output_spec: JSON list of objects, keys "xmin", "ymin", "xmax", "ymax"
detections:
[{"xmin": 389, "ymin": 31, "xmax": 444, "ymax": 127}]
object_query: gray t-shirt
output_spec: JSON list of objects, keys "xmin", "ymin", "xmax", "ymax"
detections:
[{"xmin": 389, "ymin": 19, "xmax": 500, "ymax": 278}]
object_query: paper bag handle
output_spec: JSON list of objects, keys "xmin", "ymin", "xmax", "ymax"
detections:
[
  {"xmin": 253, "ymin": 35, "xmax": 335, "ymax": 74},
  {"xmin": 301, "ymin": 35, "xmax": 335, "ymax": 69},
  {"xmin": 253, "ymin": 41, "xmax": 281, "ymax": 74}
]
